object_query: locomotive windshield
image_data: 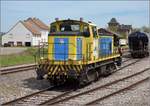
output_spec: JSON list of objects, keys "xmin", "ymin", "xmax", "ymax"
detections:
[
  {"xmin": 49, "ymin": 20, "xmax": 90, "ymax": 37},
  {"xmin": 60, "ymin": 23, "xmax": 80, "ymax": 32},
  {"xmin": 50, "ymin": 21, "xmax": 80, "ymax": 33}
]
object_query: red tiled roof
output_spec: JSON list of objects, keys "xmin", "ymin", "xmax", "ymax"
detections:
[
  {"xmin": 27, "ymin": 18, "xmax": 49, "ymax": 30},
  {"xmin": 21, "ymin": 17, "xmax": 49, "ymax": 36},
  {"xmin": 21, "ymin": 21, "xmax": 41, "ymax": 35}
]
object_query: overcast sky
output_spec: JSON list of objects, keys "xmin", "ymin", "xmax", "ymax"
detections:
[{"xmin": 1, "ymin": 1, "xmax": 149, "ymax": 32}]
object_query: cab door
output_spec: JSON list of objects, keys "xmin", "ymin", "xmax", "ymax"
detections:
[{"xmin": 92, "ymin": 26, "xmax": 99, "ymax": 60}]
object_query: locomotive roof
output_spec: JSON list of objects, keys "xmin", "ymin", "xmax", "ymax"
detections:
[{"xmin": 51, "ymin": 19, "xmax": 97, "ymax": 26}]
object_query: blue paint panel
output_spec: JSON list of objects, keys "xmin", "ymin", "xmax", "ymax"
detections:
[
  {"xmin": 54, "ymin": 38, "xmax": 68, "ymax": 60},
  {"xmin": 77, "ymin": 38, "xmax": 82, "ymax": 60},
  {"xmin": 99, "ymin": 37, "xmax": 112, "ymax": 56}
]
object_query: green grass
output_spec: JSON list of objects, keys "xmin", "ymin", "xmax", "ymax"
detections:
[
  {"xmin": 0, "ymin": 47, "xmax": 41, "ymax": 67},
  {"xmin": 0, "ymin": 35, "xmax": 2, "ymax": 46}
]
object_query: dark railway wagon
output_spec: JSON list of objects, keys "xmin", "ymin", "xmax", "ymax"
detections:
[{"xmin": 128, "ymin": 31, "xmax": 149, "ymax": 58}]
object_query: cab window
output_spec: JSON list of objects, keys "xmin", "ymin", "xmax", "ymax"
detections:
[
  {"xmin": 60, "ymin": 23, "xmax": 80, "ymax": 32},
  {"xmin": 92, "ymin": 27, "xmax": 97, "ymax": 38},
  {"xmin": 50, "ymin": 25, "xmax": 56, "ymax": 33},
  {"xmin": 83, "ymin": 25, "xmax": 90, "ymax": 37},
  {"xmin": 83, "ymin": 25, "xmax": 89, "ymax": 32}
]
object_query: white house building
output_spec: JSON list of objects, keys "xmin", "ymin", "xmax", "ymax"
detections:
[{"xmin": 2, "ymin": 17, "xmax": 49, "ymax": 46}]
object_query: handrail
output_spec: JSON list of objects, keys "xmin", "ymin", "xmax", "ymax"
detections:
[{"xmin": 34, "ymin": 42, "xmax": 120, "ymax": 65}]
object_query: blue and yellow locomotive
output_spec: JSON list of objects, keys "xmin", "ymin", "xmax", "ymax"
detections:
[{"xmin": 36, "ymin": 19, "xmax": 122, "ymax": 85}]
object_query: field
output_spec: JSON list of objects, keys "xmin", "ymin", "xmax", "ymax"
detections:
[{"xmin": 0, "ymin": 47, "xmax": 40, "ymax": 67}]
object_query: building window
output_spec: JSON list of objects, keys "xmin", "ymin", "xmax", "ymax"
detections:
[
  {"xmin": 25, "ymin": 42, "xmax": 31, "ymax": 47},
  {"xmin": 8, "ymin": 41, "xmax": 14, "ymax": 46},
  {"xmin": 9, "ymin": 33, "xmax": 13, "ymax": 38},
  {"xmin": 26, "ymin": 34, "xmax": 30, "ymax": 38},
  {"xmin": 17, "ymin": 42, "xmax": 22, "ymax": 46},
  {"xmin": 42, "ymin": 31, "xmax": 46, "ymax": 35}
]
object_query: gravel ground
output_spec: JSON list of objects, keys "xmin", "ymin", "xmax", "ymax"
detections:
[
  {"xmin": 0, "ymin": 70, "xmax": 50, "ymax": 104},
  {"xmin": 0, "ymin": 47, "xmax": 27, "ymax": 55},
  {"xmin": 0, "ymin": 57, "xmax": 149, "ymax": 105},
  {"xmin": 96, "ymin": 79, "xmax": 150, "ymax": 106}
]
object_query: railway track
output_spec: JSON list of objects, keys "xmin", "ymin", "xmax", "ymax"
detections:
[
  {"xmin": 0, "ymin": 64, "xmax": 36, "ymax": 75},
  {"xmin": 1, "ymin": 85, "xmax": 71, "ymax": 105},
  {"xmin": 1, "ymin": 58, "xmax": 145, "ymax": 105},
  {"xmin": 115, "ymin": 58, "xmax": 141, "ymax": 72},
  {"xmin": 86, "ymin": 77, "xmax": 149, "ymax": 105},
  {"xmin": 122, "ymin": 58, "xmax": 132, "ymax": 64},
  {"xmin": 40, "ymin": 67, "xmax": 149, "ymax": 105}
]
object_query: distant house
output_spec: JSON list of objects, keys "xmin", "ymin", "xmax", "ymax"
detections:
[
  {"xmin": 108, "ymin": 18, "xmax": 132, "ymax": 39},
  {"xmin": 2, "ymin": 17, "xmax": 49, "ymax": 46},
  {"xmin": 98, "ymin": 28, "xmax": 120, "ymax": 37}
]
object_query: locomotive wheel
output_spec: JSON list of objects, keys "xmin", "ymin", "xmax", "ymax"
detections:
[
  {"xmin": 78, "ymin": 72, "xmax": 89, "ymax": 86},
  {"xmin": 100, "ymin": 65, "xmax": 109, "ymax": 77},
  {"xmin": 86, "ymin": 70, "xmax": 98, "ymax": 82},
  {"xmin": 110, "ymin": 63, "xmax": 117, "ymax": 72},
  {"xmin": 101, "ymin": 64, "xmax": 114, "ymax": 77}
]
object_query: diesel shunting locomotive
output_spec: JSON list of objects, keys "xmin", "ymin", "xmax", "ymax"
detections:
[{"xmin": 36, "ymin": 19, "xmax": 122, "ymax": 85}]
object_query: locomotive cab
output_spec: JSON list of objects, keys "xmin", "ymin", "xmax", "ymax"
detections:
[{"xmin": 47, "ymin": 19, "xmax": 99, "ymax": 62}]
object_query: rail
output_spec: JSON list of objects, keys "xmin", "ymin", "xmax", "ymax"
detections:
[
  {"xmin": 2, "ymin": 86, "xmax": 58, "ymax": 105},
  {"xmin": 0, "ymin": 64, "xmax": 36, "ymax": 75}
]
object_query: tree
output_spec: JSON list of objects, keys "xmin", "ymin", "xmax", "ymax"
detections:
[
  {"xmin": 132, "ymin": 26, "xmax": 150, "ymax": 33},
  {"xmin": 141, "ymin": 26, "xmax": 150, "ymax": 33},
  {"xmin": 132, "ymin": 28, "xmax": 140, "ymax": 32}
]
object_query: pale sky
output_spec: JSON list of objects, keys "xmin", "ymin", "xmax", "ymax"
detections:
[{"xmin": 1, "ymin": 1, "xmax": 149, "ymax": 32}]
